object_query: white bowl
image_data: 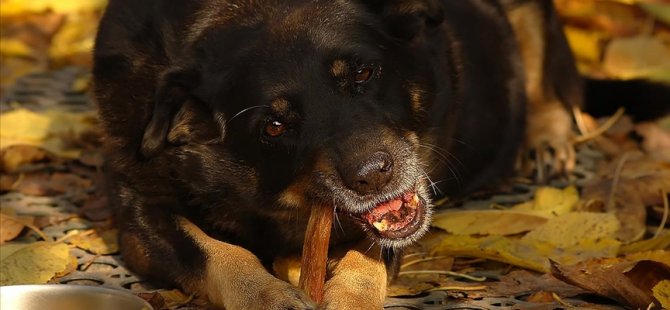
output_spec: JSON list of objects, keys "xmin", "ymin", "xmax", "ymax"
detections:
[{"xmin": 0, "ymin": 285, "xmax": 153, "ymax": 310}]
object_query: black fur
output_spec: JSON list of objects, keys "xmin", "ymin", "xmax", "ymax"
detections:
[{"xmin": 93, "ymin": 0, "xmax": 572, "ymax": 303}]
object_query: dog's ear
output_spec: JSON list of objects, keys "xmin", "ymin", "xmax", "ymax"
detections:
[
  {"xmin": 361, "ymin": 0, "xmax": 444, "ymax": 42},
  {"xmin": 140, "ymin": 69, "xmax": 198, "ymax": 158}
]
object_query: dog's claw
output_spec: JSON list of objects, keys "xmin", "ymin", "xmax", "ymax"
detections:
[
  {"xmin": 257, "ymin": 280, "xmax": 316, "ymax": 310},
  {"xmin": 519, "ymin": 102, "xmax": 577, "ymax": 182}
]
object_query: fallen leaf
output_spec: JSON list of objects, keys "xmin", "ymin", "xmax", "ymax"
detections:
[
  {"xmin": 0, "ymin": 108, "xmax": 98, "ymax": 158},
  {"xmin": 273, "ymin": 255, "xmax": 302, "ymax": 286},
  {"xmin": 550, "ymin": 259, "xmax": 670, "ymax": 309},
  {"xmin": 603, "ymin": 36, "xmax": 670, "ymax": 83},
  {"xmin": 432, "ymin": 210, "xmax": 548, "ymax": 236},
  {"xmin": 136, "ymin": 292, "xmax": 166, "ymax": 310},
  {"xmin": 0, "ymin": 145, "xmax": 52, "ymax": 173},
  {"xmin": 11, "ymin": 171, "xmax": 92, "ymax": 197},
  {"xmin": 158, "ymin": 289, "xmax": 193, "ymax": 308},
  {"xmin": 0, "ymin": 0, "xmax": 107, "ymax": 16},
  {"xmin": 487, "ymin": 270, "xmax": 587, "ymax": 298},
  {"xmin": 0, "ymin": 241, "xmax": 71, "ymax": 285},
  {"xmin": 624, "ymin": 251, "xmax": 670, "ymax": 269},
  {"xmin": 66, "ymin": 229, "xmax": 118, "ymax": 255},
  {"xmin": 620, "ymin": 232, "xmax": 670, "ymax": 255},
  {"xmin": 0, "ymin": 207, "xmax": 33, "ymax": 244},
  {"xmin": 581, "ymin": 154, "xmax": 670, "ymax": 242},
  {"xmin": 79, "ymin": 195, "xmax": 111, "ymax": 222},
  {"xmin": 522, "ymin": 212, "xmax": 620, "ymax": 248},
  {"xmin": 510, "ymin": 186, "xmax": 579, "ymax": 217},
  {"xmin": 653, "ymin": 280, "xmax": 670, "ymax": 309},
  {"xmin": 526, "ymin": 290, "xmax": 555, "ymax": 303},
  {"xmin": 431, "ymin": 232, "xmax": 620, "ymax": 273}
]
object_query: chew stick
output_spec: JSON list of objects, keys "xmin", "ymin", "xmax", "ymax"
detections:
[{"xmin": 299, "ymin": 204, "xmax": 333, "ymax": 303}]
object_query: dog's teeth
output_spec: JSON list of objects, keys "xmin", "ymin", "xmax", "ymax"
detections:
[
  {"xmin": 411, "ymin": 194, "xmax": 419, "ymax": 208},
  {"xmin": 373, "ymin": 220, "xmax": 388, "ymax": 231}
]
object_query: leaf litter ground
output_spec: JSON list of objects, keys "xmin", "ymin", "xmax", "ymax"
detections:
[{"xmin": 1, "ymin": 0, "xmax": 669, "ymax": 309}]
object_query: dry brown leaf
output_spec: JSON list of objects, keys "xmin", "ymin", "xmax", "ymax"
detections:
[
  {"xmin": 581, "ymin": 153, "xmax": 670, "ymax": 242},
  {"xmin": 11, "ymin": 171, "xmax": 92, "ymax": 197},
  {"xmin": 551, "ymin": 259, "xmax": 670, "ymax": 309},
  {"xmin": 0, "ymin": 145, "xmax": 51, "ymax": 173},
  {"xmin": 487, "ymin": 270, "xmax": 587, "ymax": 298}
]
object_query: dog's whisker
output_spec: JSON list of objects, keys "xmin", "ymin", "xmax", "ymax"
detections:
[
  {"xmin": 226, "ymin": 105, "xmax": 269, "ymax": 124},
  {"xmin": 364, "ymin": 241, "xmax": 377, "ymax": 255},
  {"xmin": 418, "ymin": 144, "xmax": 464, "ymax": 184},
  {"xmin": 333, "ymin": 202, "xmax": 346, "ymax": 237},
  {"xmin": 422, "ymin": 143, "xmax": 467, "ymax": 173}
]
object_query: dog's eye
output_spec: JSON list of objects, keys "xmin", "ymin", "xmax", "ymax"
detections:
[
  {"xmin": 354, "ymin": 67, "xmax": 374, "ymax": 84},
  {"xmin": 265, "ymin": 120, "xmax": 286, "ymax": 137}
]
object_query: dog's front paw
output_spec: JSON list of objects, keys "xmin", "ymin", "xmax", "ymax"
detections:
[
  {"xmin": 318, "ymin": 275, "xmax": 385, "ymax": 310},
  {"xmin": 519, "ymin": 102, "xmax": 576, "ymax": 182},
  {"xmin": 257, "ymin": 279, "xmax": 316, "ymax": 310}
]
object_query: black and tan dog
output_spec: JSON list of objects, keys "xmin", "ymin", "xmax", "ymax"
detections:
[{"xmin": 93, "ymin": 0, "xmax": 581, "ymax": 309}]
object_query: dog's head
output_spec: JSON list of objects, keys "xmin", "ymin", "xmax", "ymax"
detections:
[{"xmin": 142, "ymin": 0, "xmax": 449, "ymax": 248}]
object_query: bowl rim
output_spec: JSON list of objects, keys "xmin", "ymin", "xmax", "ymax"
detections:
[{"xmin": 0, "ymin": 284, "xmax": 153, "ymax": 310}]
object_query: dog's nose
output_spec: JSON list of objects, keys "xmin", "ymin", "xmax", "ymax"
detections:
[{"xmin": 345, "ymin": 151, "xmax": 394, "ymax": 195}]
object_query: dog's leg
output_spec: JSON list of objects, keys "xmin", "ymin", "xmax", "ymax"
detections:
[
  {"xmin": 502, "ymin": 0, "xmax": 583, "ymax": 181},
  {"xmin": 319, "ymin": 241, "xmax": 388, "ymax": 310},
  {"xmin": 118, "ymin": 198, "xmax": 314, "ymax": 310}
]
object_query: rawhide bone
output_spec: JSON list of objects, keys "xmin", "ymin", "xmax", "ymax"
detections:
[{"xmin": 298, "ymin": 204, "xmax": 333, "ymax": 303}]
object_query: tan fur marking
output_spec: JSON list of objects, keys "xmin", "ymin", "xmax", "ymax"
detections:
[
  {"xmin": 331, "ymin": 59, "xmax": 349, "ymax": 78},
  {"xmin": 506, "ymin": 2, "xmax": 547, "ymax": 105},
  {"xmin": 407, "ymin": 82, "xmax": 425, "ymax": 113},
  {"xmin": 279, "ymin": 152, "xmax": 333, "ymax": 208},
  {"xmin": 271, "ymin": 98, "xmax": 290, "ymax": 114}
]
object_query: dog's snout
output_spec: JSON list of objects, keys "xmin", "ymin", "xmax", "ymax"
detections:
[{"xmin": 344, "ymin": 151, "xmax": 394, "ymax": 195}]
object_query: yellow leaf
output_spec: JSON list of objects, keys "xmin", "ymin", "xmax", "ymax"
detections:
[
  {"xmin": 619, "ymin": 231, "xmax": 670, "ymax": 255},
  {"xmin": 0, "ymin": 39, "xmax": 33, "ymax": 58},
  {"xmin": 0, "ymin": 108, "xmax": 97, "ymax": 158},
  {"xmin": 625, "ymin": 250, "xmax": 670, "ymax": 266},
  {"xmin": 522, "ymin": 212, "xmax": 620, "ymax": 248},
  {"xmin": 431, "ymin": 232, "xmax": 620, "ymax": 273},
  {"xmin": 510, "ymin": 186, "xmax": 579, "ymax": 217},
  {"xmin": 603, "ymin": 36, "xmax": 670, "ymax": 83},
  {"xmin": 653, "ymin": 280, "xmax": 670, "ymax": 309},
  {"xmin": 432, "ymin": 210, "xmax": 548, "ymax": 236},
  {"xmin": 0, "ymin": 0, "xmax": 107, "ymax": 16},
  {"xmin": 66, "ymin": 229, "xmax": 119, "ymax": 255},
  {"xmin": 48, "ymin": 13, "xmax": 99, "ymax": 63},
  {"xmin": 273, "ymin": 255, "xmax": 302, "ymax": 286},
  {"xmin": 0, "ymin": 242, "xmax": 71, "ymax": 285},
  {"xmin": 0, "ymin": 109, "xmax": 52, "ymax": 142},
  {"xmin": 564, "ymin": 26, "xmax": 604, "ymax": 64}
]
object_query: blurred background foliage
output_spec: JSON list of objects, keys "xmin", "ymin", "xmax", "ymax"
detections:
[{"xmin": 0, "ymin": 0, "xmax": 669, "ymax": 92}]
